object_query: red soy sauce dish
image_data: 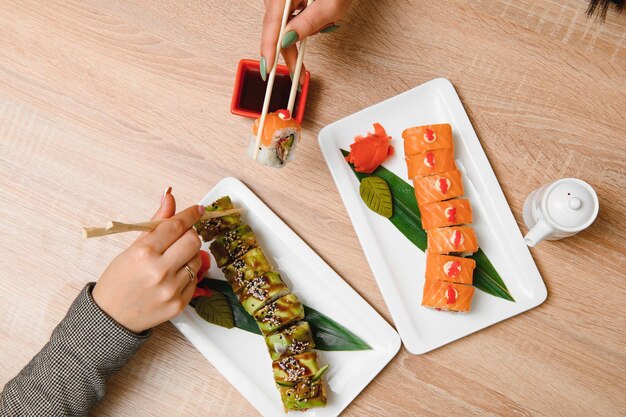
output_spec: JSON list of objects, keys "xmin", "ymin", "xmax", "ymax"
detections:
[{"xmin": 231, "ymin": 59, "xmax": 310, "ymax": 124}]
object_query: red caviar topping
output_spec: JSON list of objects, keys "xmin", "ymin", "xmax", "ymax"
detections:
[
  {"xmin": 424, "ymin": 128, "xmax": 436, "ymax": 143},
  {"xmin": 446, "ymin": 285, "xmax": 457, "ymax": 304},
  {"xmin": 437, "ymin": 177, "xmax": 450, "ymax": 194},
  {"xmin": 451, "ymin": 230, "xmax": 463, "ymax": 248},
  {"xmin": 276, "ymin": 109, "xmax": 291, "ymax": 120},
  {"xmin": 445, "ymin": 207, "xmax": 457, "ymax": 222},
  {"xmin": 444, "ymin": 261, "xmax": 461, "ymax": 277},
  {"xmin": 424, "ymin": 152, "xmax": 436, "ymax": 168}
]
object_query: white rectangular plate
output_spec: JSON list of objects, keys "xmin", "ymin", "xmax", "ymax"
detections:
[
  {"xmin": 318, "ymin": 78, "xmax": 547, "ymax": 354},
  {"xmin": 171, "ymin": 177, "xmax": 401, "ymax": 417}
]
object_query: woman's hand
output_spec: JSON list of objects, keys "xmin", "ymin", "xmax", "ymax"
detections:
[
  {"xmin": 92, "ymin": 190, "xmax": 204, "ymax": 333},
  {"xmin": 260, "ymin": 0, "xmax": 353, "ymax": 84}
]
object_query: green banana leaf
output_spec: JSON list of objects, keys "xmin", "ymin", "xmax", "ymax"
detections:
[
  {"xmin": 200, "ymin": 279, "xmax": 371, "ymax": 351},
  {"xmin": 340, "ymin": 149, "xmax": 515, "ymax": 302}
]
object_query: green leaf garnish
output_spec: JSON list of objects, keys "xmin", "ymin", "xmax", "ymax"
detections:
[
  {"xmin": 341, "ymin": 148, "xmax": 515, "ymax": 302},
  {"xmin": 359, "ymin": 177, "xmax": 393, "ymax": 218},
  {"xmin": 192, "ymin": 292, "xmax": 235, "ymax": 329}
]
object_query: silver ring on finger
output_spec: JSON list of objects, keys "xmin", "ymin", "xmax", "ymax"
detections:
[{"xmin": 184, "ymin": 264, "xmax": 195, "ymax": 282}]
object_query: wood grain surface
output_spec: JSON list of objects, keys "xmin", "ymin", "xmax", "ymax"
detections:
[{"xmin": 1, "ymin": 0, "xmax": 624, "ymax": 416}]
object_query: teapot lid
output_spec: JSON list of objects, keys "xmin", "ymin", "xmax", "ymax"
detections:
[{"xmin": 544, "ymin": 178, "xmax": 599, "ymax": 231}]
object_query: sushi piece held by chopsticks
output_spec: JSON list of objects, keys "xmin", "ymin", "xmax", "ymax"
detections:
[
  {"xmin": 248, "ymin": 110, "xmax": 302, "ymax": 167},
  {"xmin": 250, "ymin": 0, "xmax": 312, "ymax": 168}
]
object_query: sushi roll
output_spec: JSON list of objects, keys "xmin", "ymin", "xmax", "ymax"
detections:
[
  {"xmin": 223, "ymin": 247, "xmax": 272, "ymax": 293},
  {"xmin": 265, "ymin": 321, "xmax": 315, "ymax": 360},
  {"xmin": 238, "ymin": 272, "xmax": 290, "ymax": 315},
  {"xmin": 210, "ymin": 224, "xmax": 258, "ymax": 268},
  {"xmin": 421, "ymin": 280, "xmax": 475, "ymax": 312},
  {"xmin": 272, "ymin": 351, "xmax": 320, "ymax": 385},
  {"xmin": 249, "ymin": 109, "xmax": 301, "ymax": 168},
  {"xmin": 406, "ymin": 148, "xmax": 457, "ymax": 179},
  {"xmin": 413, "ymin": 170, "xmax": 464, "ymax": 205},
  {"xmin": 279, "ymin": 376, "xmax": 328, "ymax": 411},
  {"xmin": 195, "ymin": 196, "xmax": 242, "ymax": 242},
  {"xmin": 425, "ymin": 252, "xmax": 476, "ymax": 285},
  {"xmin": 427, "ymin": 226, "xmax": 479, "ymax": 255},
  {"xmin": 420, "ymin": 199, "xmax": 473, "ymax": 230},
  {"xmin": 254, "ymin": 293, "xmax": 305, "ymax": 335},
  {"xmin": 403, "ymin": 123, "xmax": 453, "ymax": 156}
]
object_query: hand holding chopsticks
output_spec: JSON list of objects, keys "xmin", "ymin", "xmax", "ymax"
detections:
[{"xmin": 82, "ymin": 208, "xmax": 243, "ymax": 238}]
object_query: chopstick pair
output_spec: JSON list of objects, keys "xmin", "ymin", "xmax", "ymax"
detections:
[
  {"xmin": 252, "ymin": 0, "xmax": 313, "ymax": 161},
  {"xmin": 82, "ymin": 208, "xmax": 243, "ymax": 238}
]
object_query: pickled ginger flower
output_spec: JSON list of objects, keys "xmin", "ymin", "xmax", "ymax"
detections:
[{"xmin": 345, "ymin": 123, "xmax": 394, "ymax": 174}]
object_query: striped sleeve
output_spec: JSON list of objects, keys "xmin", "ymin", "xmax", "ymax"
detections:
[{"xmin": 0, "ymin": 283, "xmax": 151, "ymax": 416}]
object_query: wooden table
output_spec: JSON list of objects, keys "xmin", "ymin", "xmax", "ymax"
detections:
[{"xmin": 1, "ymin": 1, "xmax": 624, "ymax": 415}]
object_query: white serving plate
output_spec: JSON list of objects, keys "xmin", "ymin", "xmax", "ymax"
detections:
[
  {"xmin": 171, "ymin": 177, "xmax": 401, "ymax": 417},
  {"xmin": 318, "ymin": 78, "xmax": 547, "ymax": 354}
]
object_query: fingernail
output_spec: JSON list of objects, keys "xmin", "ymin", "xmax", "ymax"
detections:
[
  {"xmin": 298, "ymin": 83, "xmax": 302, "ymax": 93},
  {"xmin": 260, "ymin": 56, "xmax": 267, "ymax": 82},
  {"xmin": 197, "ymin": 205, "xmax": 205, "ymax": 215},
  {"xmin": 161, "ymin": 186, "xmax": 171, "ymax": 204},
  {"xmin": 320, "ymin": 24, "xmax": 340, "ymax": 34},
  {"xmin": 289, "ymin": 72, "xmax": 294, "ymax": 81},
  {"xmin": 281, "ymin": 31, "xmax": 298, "ymax": 48}
]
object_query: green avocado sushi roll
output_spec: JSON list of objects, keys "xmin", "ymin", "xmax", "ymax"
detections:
[
  {"xmin": 265, "ymin": 322, "xmax": 315, "ymax": 361},
  {"xmin": 279, "ymin": 376, "xmax": 328, "ymax": 411},
  {"xmin": 272, "ymin": 351, "xmax": 320, "ymax": 385},
  {"xmin": 195, "ymin": 196, "xmax": 242, "ymax": 242},
  {"xmin": 238, "ymin": 272, "xmax": 289, "ymax": 315},
  {"xmin": 254, "ymin": 293, "xmax": 304, "ymax": 336},
  {"xmin": 222, "ymin": 247, "xmax": 272, "ymax": 293},
  {"xmin": 210, "ymin": 224, "xmax": 258, "ymax": 268}
]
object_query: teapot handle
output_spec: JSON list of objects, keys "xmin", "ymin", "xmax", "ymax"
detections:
[{"xmin": 524, "ymin": 218, "xmax": 553, "ymax": 247}]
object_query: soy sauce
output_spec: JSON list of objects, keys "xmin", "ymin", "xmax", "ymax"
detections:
[{"xmin": 238, "ymin": 69, "xmax": 300, "ymax": 115}]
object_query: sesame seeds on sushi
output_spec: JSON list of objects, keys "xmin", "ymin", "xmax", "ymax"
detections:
[
  {"xmin": 210, "ymin": 224, "xmax": 258, "ymax": 268},
  {"xmin": 272, "ymin": 351, "xmax": 320, "ymax": 385},
  {"xmin": 254, "ymin": 293, "xmax": 305, "ymax": 336},
  {"xmin": 237, "ymin": 271, "xmax": 290, "ymax": 315},
  {"xmin": 195, "ymin": 196, "xmax": 242, "ymax": 242},
  {"xmin": 222, "ymin": 247, "xmax": 272, "ymax": 293},
  {"xmin": 265, "ymin": 322, "xmax": 315, "ymax": 361},
  {"xmin": 278, "ymin": 377, "xmax": 328, "ymax": 412}
]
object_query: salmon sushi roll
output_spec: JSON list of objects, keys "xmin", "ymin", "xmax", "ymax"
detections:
[
  {"xmin": 427, "ymin": 226, "xmax": 478, "ymax": 255},
  {"xmin": 413, "ymin": 170, "xmax": 464, "ymax": 205},
  {"xmin": 403, "ymin": 123, "xmax": 453, "ymax": 156},
  {"xmin": 406, "ymin": 148, "xmax": 457, "ymax": 179},
  {"xmin": 249, "ymin": 110, "xmax": 301, "ymax": 168},
  {"xmin": 421, "ymin": 280, "xmax": 475, "ymax": 312},
  {"xmin": 420, "ymin": 199, "xmax": 473, "ymax": 230},
  {"xmin": 425, "ymin": 252, "xmax": 476, "ymax": 285}
]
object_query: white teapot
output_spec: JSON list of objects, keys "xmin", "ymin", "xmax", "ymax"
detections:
[{"xmin": 522, "ymin": 178, "xmax": 599, "ymax": 247}]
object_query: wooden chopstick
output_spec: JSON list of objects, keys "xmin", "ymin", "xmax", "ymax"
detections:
[
  {"xmin": 286, "ymin": 0, "xmax": 313, "ymax": 114},
  {"xmin": 82, "ymin": 208, "xmax": 243, "ymax": 238},
  {"xmin": 252, "ymin": 0, "xmax": 294, "ymax": 161}
]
